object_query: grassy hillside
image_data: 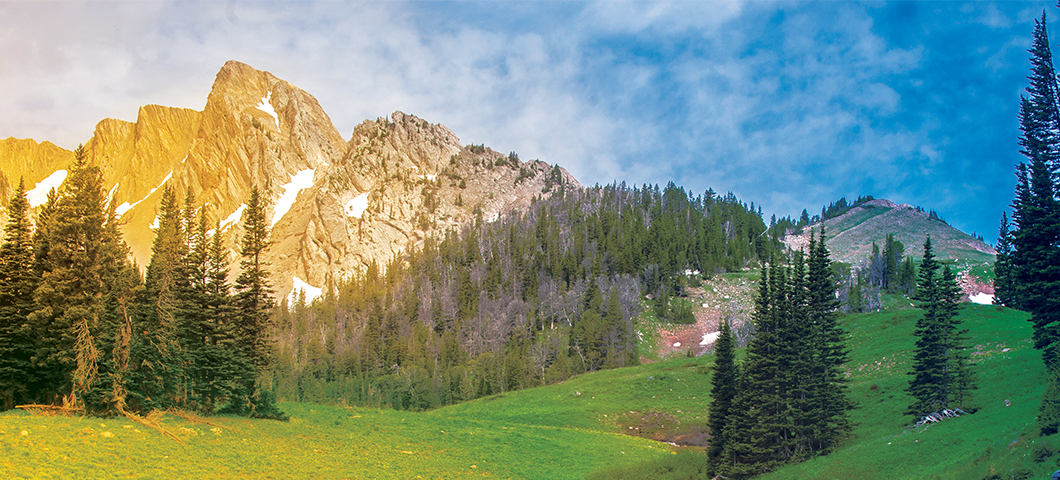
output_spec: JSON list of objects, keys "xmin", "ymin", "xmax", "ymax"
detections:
[
  {"xmin": 1, "ymin": 298, "xmax": 1050, "ymax": 479},
  {"xmin": 0, "ymin": 359, "xmax": 715, "ymax": 479},
  {"xmin": 785, "ymin": 200, "xmax": 997, "ymax": 280},
  {"xmin": 762, "ymin": 302, "xmax": 1050, "ymax": 479}
]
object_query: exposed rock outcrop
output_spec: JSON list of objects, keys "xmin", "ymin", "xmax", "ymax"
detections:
[{"xmin": 0, "ymin": 61, "xmax": 578, "ymax": 300}]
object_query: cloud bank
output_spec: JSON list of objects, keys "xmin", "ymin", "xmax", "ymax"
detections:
[{"xmin": 0, "ymin": 0, "xmax": 1046, "ymax": 241}]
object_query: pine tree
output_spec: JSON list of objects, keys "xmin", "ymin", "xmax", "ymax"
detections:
[
  {"xmin": 722, "ymin": 262, "xmax": 788, "ymax": 476},
  {"xmin": 28, "ymin": 146, "xmax": 137, "ymax": 412},
  {"xmin": 1005, "ymin": 11, "xmax": 1060, "ymax": 434},
  {"xmin": 131, "ymin": 186, "xmax": 187, "ymax": 410},
  {"xmin": 806, "ymin": 229, "xmax": 853, "ymax": 450},
  {"xmin": 905, "ymin": 237, "xmax": 974, "ymax": 418},
  {"xmin": 993, "ymin": 212, "xmax": 1015, "ymax": 307},
  {"xmin": 707, "ymin": 318, "xmax": 738, "ymax": 470},
  {"xmin": 230, "ymin": 186, "xmax": 284, "ymax": 419},
  {"xmin": 0, "ymin": 179, "xmax": 39, "ymax": 409}
]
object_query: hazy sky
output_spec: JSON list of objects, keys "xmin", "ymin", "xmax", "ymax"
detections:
[{"xmin": 0, "ymin": 1, "xmax": 1051, "ymax": 241}]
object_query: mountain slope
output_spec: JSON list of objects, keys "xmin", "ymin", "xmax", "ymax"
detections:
[{"xmin": 0, "ymin": 61, "xmax": 577, "ymax": 299}]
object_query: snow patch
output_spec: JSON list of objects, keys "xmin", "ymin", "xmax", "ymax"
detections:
[
  {"xmin": 673, "ymin": 342, "xmax": 682, "ymax": 348},
  {"xmin": 106, "ymin": 183, "xmax": 119, "ymax": 208},
  {"xmin": 969, "ymin": 292, "xmax": 995, "ymax": 305},
  {"xmin": 271, "ymin": 169, "xmax": 314, "ymax": 228},
  {"xmin": 485, "ymin": 213, "xmax": 499, "ymax": 223},
  {"xmin": 115, "ymin": 171, "xmax": 173, "ymax": 217},
  {"xmin": 418, "ymin": 174, "xmax": 437, "ymax": 181},
  {"xmin": 220, "ymin": 204, "xmax": 247, "ymax": 231},
  {"xmin": 258, "ymin": 92, "xmax": 278, "ymax": 129},
  {"xmin": 27, "ymin": 170, "xmax": 67, "ymax": 207},
  {"xmin": 345, "ymin": 193, "xmax": 369, "ymax": 218},
  {"xmin": 700, "ymin": 332, "xmax": 721, "ymax": 346},
  {"xmin": 288, "ymin": 276, "xmax": 324, "ymax": 306},
  {"xmin": 149, "ymin": 215, "xmax": 160, "ymax": 230}
]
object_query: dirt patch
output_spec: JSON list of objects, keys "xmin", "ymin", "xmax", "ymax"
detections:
[
  {"xmin": 611, "ymin": 410, "xmax": 710, "ymax": 447},
  {"xmin": 959, "ymin": 271, "xmax": 994, "ymax": 302},
  {"xmin": 655, "ymin": 275, "xmax": 757, "ymax": 358}
]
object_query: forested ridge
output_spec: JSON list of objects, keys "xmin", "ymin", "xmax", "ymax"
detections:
[{"xmin": 268, "ymin": 181, "xmax": 779, "ymax": 409}]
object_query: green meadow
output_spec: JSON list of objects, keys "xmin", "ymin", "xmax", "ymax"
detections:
[{"xmin": 1, "ymin": 298, "xmax": 1053, "ymax": 479}]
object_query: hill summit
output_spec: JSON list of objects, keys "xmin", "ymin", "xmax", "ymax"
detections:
[
  {"xmin": 0, "ymin": 60, "xmax": 577, "ymax": 300},
  {"xmin": 784, "ymin": 198, "xmax": 996, "ymax": 264}
]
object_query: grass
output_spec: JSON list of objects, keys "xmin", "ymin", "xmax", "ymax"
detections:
[
  {"xmin": 586, "ymin": 295, "xmax": 1054, "ymax": 480},
  {"xmin": 761, "ymin": 301, "xmax": 1053, "ymax": 480},
  {"xmin": 1, "ymin": 294, "xmax": 1050, "ymax": 479},
  {"xmin": 0, "ymin": 358, "xmax": 719, "ymax": 479}
]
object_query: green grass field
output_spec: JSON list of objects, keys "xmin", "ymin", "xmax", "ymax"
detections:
[{"xmin": 1, "ymin": 298, "xmax": 1052, "ymax": 479}]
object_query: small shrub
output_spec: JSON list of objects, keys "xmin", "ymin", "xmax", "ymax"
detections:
[
  {"xmin": 1035, "ymin": 444, "xmax": 1055, "ymax": 463},
  {"xmin": 1011, "ymin": 467, "xmax": 1032, "ymax": 480}
]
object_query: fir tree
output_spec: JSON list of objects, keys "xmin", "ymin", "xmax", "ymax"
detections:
[
  {"xmin": 131, "ymin": 186, "xmax": 187, "ymax": 410},
  {"xmin": 707, "ymin": 318, "xmax": 738, "ymax": 470},
  {"xmin": 905, "ymin": 237, "xmax": 974, "ymax": 418},
  {"xmin": 993, "ymin": 212, "xmax": 1015, "ymax": 307},
  {"xmin": 1005, "ymin": 11, "xmax": 1060, "ymax": 434},
  {"xmin": 806, "ymin": 229, "xmax": 853, "ymax": 450},
  {"xmin": 28, "ymin": 146, "xmax": 137, "ymax": 412},
  {"xmin": 0, "ymin": 179, "xmax": 38, "ymax": 409},
  {"xmin": 230, "ymin": 186, "xmax": 285, "ymax": 419}
]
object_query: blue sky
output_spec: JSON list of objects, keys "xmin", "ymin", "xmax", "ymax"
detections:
[{"xmin": 0, "ymin": 1, "xmax": 1052, "ymax": 242}]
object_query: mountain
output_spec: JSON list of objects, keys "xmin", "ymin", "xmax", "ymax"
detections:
[
  {"xmin": 783, "ymin": 198, "xmax": 996, "ymax": 263},
  {"xmin": 783, "ymin": 198, "xmax": 997, "ymax": 299},
  {"xmin": 0, "ymin": 61, "xmax": 577, "ymax": 300}
]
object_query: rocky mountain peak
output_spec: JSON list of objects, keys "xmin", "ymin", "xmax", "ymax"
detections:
[{"xmin": 0, "ymin": 61, "xmax": 578, "ymax": 302}]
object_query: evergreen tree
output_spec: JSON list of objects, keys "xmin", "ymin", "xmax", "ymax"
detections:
[
  {"xmin": 707, "ymin": 318, "xmax": 737, "ymax": 471},
  {"xmin": 722, "ymin": 262, "xmax": 788, "ymax": 476},
  {"xmin": 905, "ymin": 237, "xmax": 974, "ymax": 418},
  {"xmin": 27, "ymin": 146, "xmax": 137, "ymax": 412},
  {"xmin": 993, "ymin": 212, "xmax": 1015, "ymax": 307},
  {"xmin": 1004, "ymin": 11, "xmax": 1060, "ymax": 434},
  {"xmin": 0, "ymin": 180, "xmax": 38, "ymax": 408},
  {"xmin": 230, "ymin": 186, "xmax": 284, "ymax": 419},
  {"xmin": 130, "ymin": 186, "xmax": 187, "ymax": 410},
  {"xmin": 806, "ymin": 230, "xmax": 853, "ymax": 450}
]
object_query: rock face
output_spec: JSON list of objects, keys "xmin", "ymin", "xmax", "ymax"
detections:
[{"xmin": 0, "ymin": 61, "xmax": 578, "ymax": 300}]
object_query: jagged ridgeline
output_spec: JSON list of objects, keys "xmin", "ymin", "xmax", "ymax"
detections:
[{"xmin": 269, "ymin": 182, "xmax": 778, "ymax": 409}]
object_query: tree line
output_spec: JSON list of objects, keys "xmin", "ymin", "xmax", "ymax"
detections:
[
  {"xmin": 0, "ymin": 147, "xmax": 284, "ymax": 419},
  {"xmin": 994, "ymin": 10, "xmax": 1060, "ymax": 435},
  {"xmin": 267, "ymin": 182, "xmax": 780, "ymax": 409}
]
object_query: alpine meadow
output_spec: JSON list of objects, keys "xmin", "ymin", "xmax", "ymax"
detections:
[{"xmin": 4, "ymin": 2, "xmax": 1060, "ymax": 480}]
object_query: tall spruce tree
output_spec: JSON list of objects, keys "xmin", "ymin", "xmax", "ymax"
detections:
[
  {"xmin": 905, "ymin": 237, "xmax": 973, "ymax": 418},
  {"xmin": 1003, "ymin": 10, "xmax": 1060, "ymax": 434},
  {"xmin": 806, "ymin": 230, "xmax": 853, "ymax": 450},
  {"xmin": 0, "ymin": 180, "xmax": 38, "ymax": 409},
  {"xmin": 28, "ymin": 146, "xmax": 137, "ymax": 412},
  {"xmin": 131, "ymin": 186, "xmax": 187, "ymax": 411},
  {"xmin": 993, "ymin": 212, "xmax": 1015, "ymax": 307},
  {"xmin": 707, "ymin": 318, "xmax": 738, "ymax": 470},
  {"xmin": 230, "ymin": 186, "xmax": 284, "ymax": 419}
]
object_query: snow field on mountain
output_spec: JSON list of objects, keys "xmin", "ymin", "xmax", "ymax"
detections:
[
  {"xmin": 27, "ymin": 170, "xmax": 67, "ymax": 207},
  {"xmin": 345, "ymin": 192, "xmax": 369, "ymax": 218},
  {"xmin": 288, "ymin": 276, "xmax": 323, "ymax": 306},
  {"xmin": 258, "ymin": 92, "xmax": 278, "ymax": 129},
  {"xmin": 271, "ymin": 169, "xmax": 314, "ymax": 228}
]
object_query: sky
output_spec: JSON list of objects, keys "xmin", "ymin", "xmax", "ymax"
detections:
[{"xmin": 0, "ymin": 1, "xmax": 1052, "ymax": 243}]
